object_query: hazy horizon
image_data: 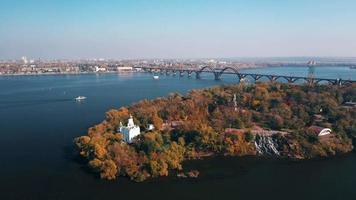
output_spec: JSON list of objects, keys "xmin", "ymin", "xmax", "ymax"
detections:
[{"xmin": 1, "ymin": 0, "xmax": 356, "ymax": 59}]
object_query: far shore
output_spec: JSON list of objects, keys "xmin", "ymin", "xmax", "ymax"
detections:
[
  {"xmin": 0, "ymin": 71, "xmax": 139, "ymax": 77},
  {"xmin": 0, "ymin": 64, "xmax": 354, "ymax": 77}
]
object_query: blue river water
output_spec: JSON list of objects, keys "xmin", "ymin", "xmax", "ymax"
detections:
[{"xmin": 0, "ymin": 66, "xmax": 355, "ymax": 200}]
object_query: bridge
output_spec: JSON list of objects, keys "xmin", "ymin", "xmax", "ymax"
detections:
[{"xmin": 137, "ymin": 66, "xmax": 356, "ymax": 86}]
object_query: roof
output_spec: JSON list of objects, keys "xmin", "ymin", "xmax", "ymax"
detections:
[{"xmin": 307, "ymin": 126, "xmax": 332, "ymax": 135}]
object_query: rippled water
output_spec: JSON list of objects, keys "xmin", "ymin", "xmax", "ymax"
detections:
[{"xmin": 0, "ymin": 66, "xmax": 355, "ymax": 200}]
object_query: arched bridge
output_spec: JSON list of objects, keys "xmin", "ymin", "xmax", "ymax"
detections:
[{"xmin": 139, "ymin": 66, "xmax": 356, "ymax": 86}]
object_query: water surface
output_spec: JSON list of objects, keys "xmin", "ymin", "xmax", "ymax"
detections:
[{"xmin": 0, "ymin": 66, "xmax": 355, "ymax": 200}]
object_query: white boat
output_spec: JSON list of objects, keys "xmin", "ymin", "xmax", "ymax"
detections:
[
  {"xmin": 75, "ymin": 96, "xmax": 87, "ymax": 101},
  {"xmin": 153, "ymin": 75, "xmax": 159, "ymax": 80}
]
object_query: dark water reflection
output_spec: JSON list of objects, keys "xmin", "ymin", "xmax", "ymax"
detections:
[{"xmin": 0, "ymin": 67, "xmax": 355, "ymax": 200}]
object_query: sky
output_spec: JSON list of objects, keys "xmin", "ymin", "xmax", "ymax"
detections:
[{"xmin": 0, "ymin": 0, "xmax": 356, "ymax": 59}]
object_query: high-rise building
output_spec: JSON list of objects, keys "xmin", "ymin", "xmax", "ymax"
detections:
[{"xmin": 21, "ymin": 56, "xmax": 28, "ymax": 64}]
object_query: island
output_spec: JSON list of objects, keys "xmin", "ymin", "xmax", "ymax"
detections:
[{"xmin": 74, "ymin": 82, "xmax": 355, "ymax": 181}]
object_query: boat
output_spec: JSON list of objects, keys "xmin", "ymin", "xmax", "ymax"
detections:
[
  {"xmin": 75, "ymin": 96, "xmax": 87, "ymax": 101},
  {"xmin": 153, "ymin": 75, "xmax": 159, "ymax": 80}
]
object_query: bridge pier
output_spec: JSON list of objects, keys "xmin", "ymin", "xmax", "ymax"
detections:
[
  {"xmin": 188, "ymin": 71, "xmax": 192, "ymax": 78},
  {"xmin": 214, "ymin": 72, "xmax": 221, "ymax": 80},
  {"xmin": 251, "ymin": 74, "xmax": 261, "ymax": 81},
  {"xmin": 266, "ymin": 75, "xmax": 278, "ymax": 82},
  {"xmin": 286, "ymin": 77, "xmax": 293, "ymax": 83},
  {"xmin": 251, "ymin": 75, "xmax": 257, "ymax": 82},
  {"xmin": 337, "ymin": 79, "xmax": 342, "ymax": 86},
  {"xmin": 195, "ymin": 73, "xmax": 201, "ymax": 79},
  {"xmin": 179, "ymin": 71, "xmax": 185, "ymax": 77},
  {"xmin": 339, "ymin": 79, "xmax": 354, "ymax": 86}
]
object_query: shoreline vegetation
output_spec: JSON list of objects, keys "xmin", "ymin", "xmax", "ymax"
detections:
[{"xmin": 74, "ymin": 82, "xmax": 355, "ymax": 182}]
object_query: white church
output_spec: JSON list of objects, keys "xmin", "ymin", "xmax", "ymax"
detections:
[{"xmin": 118, "ymin": 115, "xmax": 141, "ymax": 143}]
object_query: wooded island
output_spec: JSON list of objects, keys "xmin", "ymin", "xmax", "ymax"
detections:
[{"xmin": 75, "ymin": 82, "xmax": 355, "ymax": 181}]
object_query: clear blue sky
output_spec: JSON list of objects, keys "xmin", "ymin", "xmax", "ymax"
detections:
[{"xmin": 1, "ymin": 0, "xmax": 356, "ymax": 59}]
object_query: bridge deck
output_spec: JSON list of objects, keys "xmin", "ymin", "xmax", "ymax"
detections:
[{"xmin": 138, "ymin": 67, "xmax": 356, "ymax": 84}]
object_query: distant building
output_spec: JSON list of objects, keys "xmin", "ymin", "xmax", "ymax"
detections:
[
  {"xmin": 307, "ymin": 60, "xmax": 317, "ymax": 66},
  {"xmin": 208, "ymin": 59, "xmax": 216, "ymax": 63},
  {"xmin": 117, "ymin": 66, "xmax": 133, "ymax": 72},
  {"xmin": 134, "ymin": 67, "xmax": 143, "ymax": 72},
  {"xmin": 21, "ymin": 56, "xmax": 28, "ymax": 64},
  {"xmin": 308, "ymin": 126, "xmax": 332, "ymax": 137},
  {"xmin": 118, "ymin": 115, "xmax": 141, "ymax": 143},
  {"xmin": 95, "ymin": 66, "xmax": 106, "ymax": 72}
]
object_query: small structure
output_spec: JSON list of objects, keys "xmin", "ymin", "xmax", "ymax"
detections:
[
  {"xmin": 161, "ymin": 121, "xmax": 184, "ymax": 130},
  {"xmin": 313, "ymin": 114, "xmax": 325, "ymax": 122},
  {"xmin": 344, "ymin": 102, "xmax": 356, "ymax": 108},
  {"xmin": 118, "ymin": 115, "xmax": 141, "ymax": 143},
  {"xmin": 341, "ymin": 101, "xmax": 356, "ymax": 110},
  {"xmin": 147, "ymin": 124, "xmax": 155, "ymax": 131},
  {"xmin": 308, "ymin": 126, "xmax": 332, "ymax": 137}
]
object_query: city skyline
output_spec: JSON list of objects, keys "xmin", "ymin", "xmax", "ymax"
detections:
[{"xmin": 1, "ymin": 0, "xmax": 356, "ymax": 59}]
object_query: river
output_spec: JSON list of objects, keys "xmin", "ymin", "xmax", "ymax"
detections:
[{"xmin": 0, "ymin": 66, "xmax": 355, "ymax": 200}]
